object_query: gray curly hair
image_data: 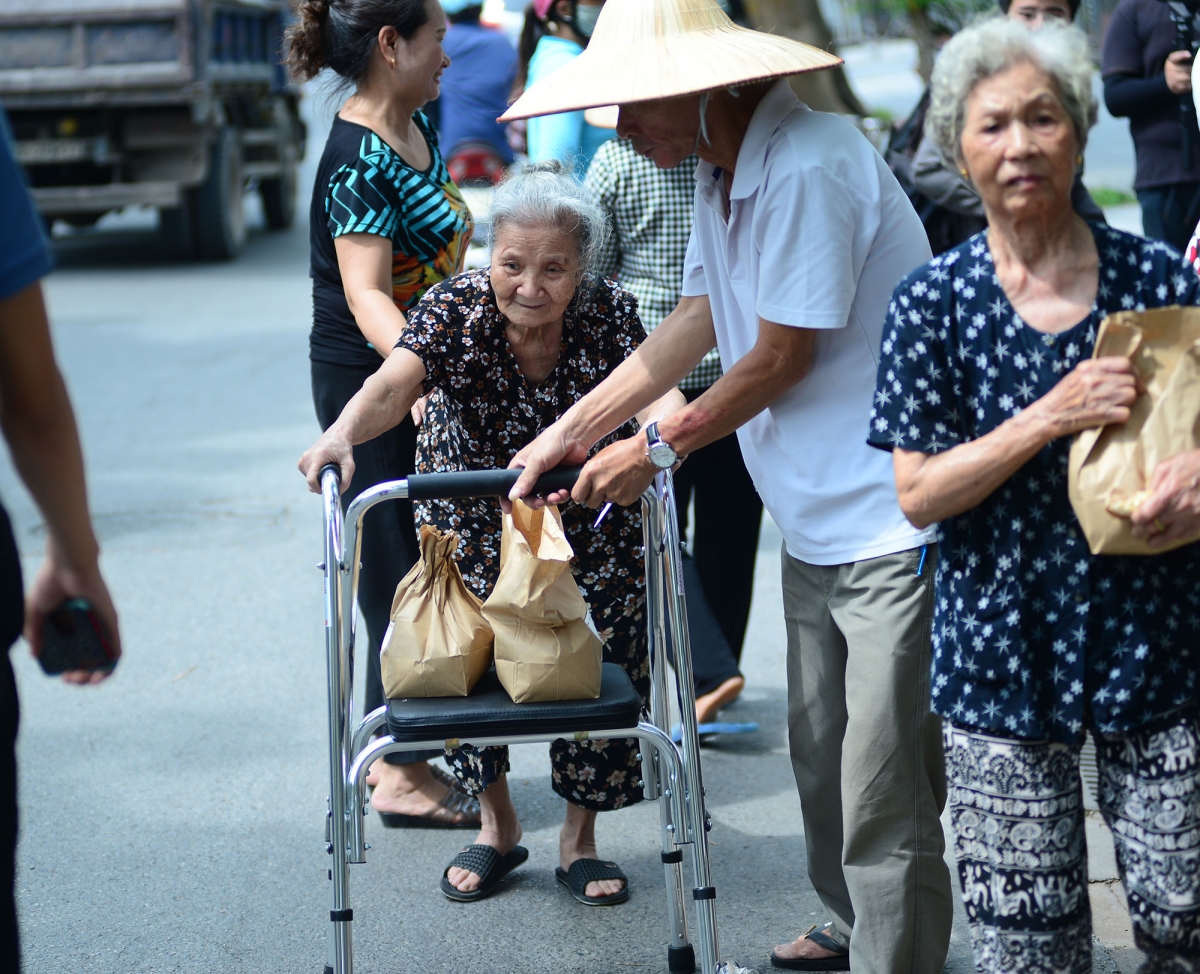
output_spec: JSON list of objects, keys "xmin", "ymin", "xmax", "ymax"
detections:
[
  {"xmin": 487, "ymin": 160, "xmax": 610, "ymax": 282},
  {"xmin": 926, "ymin": 17, "xmax": 1097, "ymax": 166}
]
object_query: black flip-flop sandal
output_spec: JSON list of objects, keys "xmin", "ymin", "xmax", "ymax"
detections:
[
  {"xmin": 769, "ymin": 923, "xmax": 850, "ymax": 971},
  {"xmin": 554, "ymin": 858, "xmax": 630, "ymax": 906},
  {"xmin": 439, "ymin": 844, "xmax": 529, "ymax": 902}
]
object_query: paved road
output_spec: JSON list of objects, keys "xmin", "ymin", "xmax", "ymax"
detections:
[{"xmin": 9, "ymin": 72, "xmax": 1130, "ymax": 973}]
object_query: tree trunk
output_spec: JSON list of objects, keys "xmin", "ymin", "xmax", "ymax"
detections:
[
  {"xmin": 743, "ymin": 0, "xmax": 867, "ymax": 116},
  {"xmin": 908, "ymin": 2, "xmax": 937, "ymax": 84}
]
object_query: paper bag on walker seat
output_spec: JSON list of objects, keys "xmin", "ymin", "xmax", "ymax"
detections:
[
  {"xmin": 380, "ymin": 525, "xmax": 493, "ymax": 698},
  {"xmin": 1068, "ymin": 306, "xmax": 1200, "ymax": 555},
  {"xmin": 482, "ymin": 500, "xmax": 602, "ymax": 703}
]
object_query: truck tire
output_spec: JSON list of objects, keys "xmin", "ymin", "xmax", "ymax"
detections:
[
  {"xmin": 160, "ymin": 202, "xmax": 196, "ymax": 260},
  {"xmin": 259, "ymin": 152, "xmax": 297, "ymax": 231},
  {"xmin": 194, "ymin": 127, "xmax": 247, "ymax": 260}
]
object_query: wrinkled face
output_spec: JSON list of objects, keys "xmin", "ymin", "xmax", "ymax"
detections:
[
  {"xmin": 616, "ymin": 94, "xmax": 703, "ymax": 169},
  {"xmin": 960, "ymin": 61, "xmax": 1079, "ymax": 222},
  {"xmin": 1007, "ymin": 0, "xmax": 1072, "ymax": 29},
  {"xmin": 390, "ymin": 0, "xmax": 449, "ymax": 104},
  {"xmin": 490, "ymin": 223, "xmax": 582, "ymax": 331}
]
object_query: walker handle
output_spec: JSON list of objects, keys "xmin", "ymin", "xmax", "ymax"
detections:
[{"xmin": 406, "ymin": 465, "xmax": 581, "ymax": 502}]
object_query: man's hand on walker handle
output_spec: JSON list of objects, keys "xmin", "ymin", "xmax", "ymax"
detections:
[
  {"xmin": 1130, "ymin": 449, "xmax": 1200, "ymax": 548},
  {"xmin": 572, "ymin": 437, "xmax": 660, "ymax": 508},
  {"xmin": 299, "ymin": 429, "xmax": 356, "ymax": 493}
]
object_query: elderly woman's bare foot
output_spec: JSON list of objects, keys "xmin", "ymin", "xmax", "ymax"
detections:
[
  {"xmin": 445, "ymin": 777, "xmax": 522, "ymax": 893},
  {"xmin": 695, "ymin": 675, "xmax": 744, "ymax": 726},
  {"xmin": 559, "ymin": 802, "xmax": 625, "ymax": 899}
]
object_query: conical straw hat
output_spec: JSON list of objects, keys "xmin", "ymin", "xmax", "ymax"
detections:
[{"xmin": 501, "ymin": 0, "xmax": 843, "ymax": 122}]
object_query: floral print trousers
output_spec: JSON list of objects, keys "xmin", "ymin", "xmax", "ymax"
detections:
[{"xmin": 945, "ymin": 711, "xmax": 1200, "ymax": 974}]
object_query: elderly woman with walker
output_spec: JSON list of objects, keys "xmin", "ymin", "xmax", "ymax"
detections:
[
  {"xmin": 300, "ymin": 161, "xmax": 685, "ymax": 905},
  {"xmin": 868, "ymin": 18, "xmax": 1200, "ymax": 974}
]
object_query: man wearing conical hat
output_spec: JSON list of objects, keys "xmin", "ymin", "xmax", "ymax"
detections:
[{"xmin": 504, "ymin": 1, "xmax": 953, "ymax": 972}]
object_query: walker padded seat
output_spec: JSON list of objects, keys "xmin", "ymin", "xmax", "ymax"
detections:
[{"xmin": 385, "ymin": 662, "xmax": 642, "ymax": 743}]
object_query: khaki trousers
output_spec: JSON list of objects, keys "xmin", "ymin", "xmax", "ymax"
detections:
[{"xmin": 782, "ymin": 543, "xmax": 952, "ymax": 974}]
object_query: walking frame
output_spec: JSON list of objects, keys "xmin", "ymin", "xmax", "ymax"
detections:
[{"xmin": 318, "ymin": 464, "xmax": 728, "ymax": 974}]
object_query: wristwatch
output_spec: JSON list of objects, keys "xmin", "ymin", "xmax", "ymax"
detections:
[{"xmin": 644, "ymin": 421, "xmax": 679, "ymax": 469}]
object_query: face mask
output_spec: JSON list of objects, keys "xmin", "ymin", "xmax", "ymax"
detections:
[{"xmin": 573, "ymin": 2, "xmax": 602, "ymax": 39}]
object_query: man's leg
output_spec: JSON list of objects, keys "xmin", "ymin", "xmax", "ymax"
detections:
[
  {"xmin": 831, "ymin": 546, "xmax": 952, "ymax": 974},
  {"xmin": 944, "ymin": 724, "xmax": 1090, "ymax": 974},
  {"xmin": 781, "ymin": 547, "xmax": 855, "ymax": 949},
  {"xmin": 1, "ymin": 651, "xmax": 19, "ymax": 972},
  {"xmin": 1097, "ymin": 709, "xmax": 1200, "ymax": 972}
]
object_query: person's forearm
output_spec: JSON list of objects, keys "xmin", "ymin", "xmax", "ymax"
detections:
[
  {"xmin": 635, "ymin": 388, "xmax": 687, "ymax": 429},
  {"xmin": 346, "ymin": 288, "xmax": 408, "ymax": 358},
  {"xmin": 895, "ymin": 410, "xmax": 1058, "ymax": 528},
  {"xmin": 1104, "ymin": 73, "xmax": 1175, "ymax": 118},
  {"xmin": 559, "ymin": 298, "xmax": 714, "ymax": 447},
  {"xmin": 656, "ymin": 322, "xmax": 813, "ymax": 456},
  {"xmin": 0, "ymin": 286, "xmax": 99, "ymax": 574},
  {"xmin": 329, "ymin": 350, "xmax": 426, "ymax": 445}
]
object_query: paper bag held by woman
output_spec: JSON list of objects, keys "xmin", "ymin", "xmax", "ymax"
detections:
[
  {"xmin": 482, "ymin": 500, "xmax": 602, "ymax": 703},
  {"xmin": 380, "ymin": 525, "xmax": 494, "ymax": 697},
  {"xmin": 1068, "ymin": 306, "xmax": 1200, "ymax": 555}
]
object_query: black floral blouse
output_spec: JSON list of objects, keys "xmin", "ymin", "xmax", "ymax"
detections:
[{"xmin": 395, "ymin": 269, "xmax": 651, "ymax": 808}]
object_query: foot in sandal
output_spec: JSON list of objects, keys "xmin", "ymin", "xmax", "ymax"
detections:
[
  {"xmin": 558, "ymin": 801, "xmax": 628, "ymax": 903},
  {"xmin": 444, "ymin": 776, "xmax": 523, "ymax": 895},
  {"xmin": 769, "ymin": 923, "xmax": 850, "ymax": 971},
  {"xmin": 368, "ymin": 760, "xmax": 480, "ymax": 827},
  {"xmin": 695, "ymin": 674, "xmax": 745, "ymax": 725}
]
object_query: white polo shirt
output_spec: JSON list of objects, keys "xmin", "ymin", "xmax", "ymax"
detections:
[{"xmin": 682, "ymin": 80, "xmax": 936, "ymax": 565}]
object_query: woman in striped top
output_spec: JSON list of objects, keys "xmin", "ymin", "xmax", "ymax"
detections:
[{"xmin": 286, "ymin": 0, "xmax": 478, "ymax": 829}]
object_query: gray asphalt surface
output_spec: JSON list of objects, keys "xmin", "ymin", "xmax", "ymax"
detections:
[{"xmin": 7, "ymin": 63, "xmax": 1126, "ymax": 974}]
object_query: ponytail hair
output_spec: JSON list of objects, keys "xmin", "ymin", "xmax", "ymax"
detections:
[{"xmin": 284, "ymin": 0, "xmax": 430, "ymax": 87}]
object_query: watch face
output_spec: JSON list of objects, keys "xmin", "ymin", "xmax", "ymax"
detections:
[{"xmin": 648, "ymin": 442, "xmax": 676, "ymax": 468}]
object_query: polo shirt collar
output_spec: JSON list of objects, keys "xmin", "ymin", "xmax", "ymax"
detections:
[{"xmin": 691, "ymin": 79, "xmax": 800, "ymax": 202}]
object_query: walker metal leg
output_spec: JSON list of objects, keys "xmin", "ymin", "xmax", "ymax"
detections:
[
  {"xmin": 653, "ymin": 746, "xmax": 694, "ymax": 973},
  {"xmin": 642, "ymin": 492, "xmax": 696, "ymax": 971},
  {"xmin": 644, "ymin": 477, "xmax": 722, "ymax": 974},
  {"xmin": 322, "ymin": 474, "xmax": 354, "ymax": 974}
]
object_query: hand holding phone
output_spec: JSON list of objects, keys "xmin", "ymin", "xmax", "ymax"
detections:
[{"xmin": 36, "ymin": 598, "xmax": 118, "ymax": 676}]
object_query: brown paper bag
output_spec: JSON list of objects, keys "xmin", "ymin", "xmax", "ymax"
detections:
[
  {"xmin": 1068, "ymin": 307, "xmax": 1200, "ymax": 555},
  {"xmin": 481, "ymin": 500, "xmax": 602, "ymax": 703},
  {"xmin": 380, "ymin": 525, "xmax": 494, "ymax": 697}
]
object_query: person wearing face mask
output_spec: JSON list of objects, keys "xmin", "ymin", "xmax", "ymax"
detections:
[
  {"xmin": 285, "ymin": 0, "xmax": 481, "ymax": 831},
  {"xmin": 519, "ymin": 0, "xmax": 612, "ymax": 175}
]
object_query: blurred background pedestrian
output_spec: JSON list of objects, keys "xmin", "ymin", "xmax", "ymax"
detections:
[
  {"xmin": 584, "ymin": 137, "xmax": 762, "ymax": 728},
  {"xmin": 435, "ymin": 0, "xmax": 517, "ymax": 186},
  {"xmin": 888, "ymin": 0, "xmax": 1104, "ymax": 255},
  {"xmin": 517, "ymin": 0, "xmax": 611, "ymax": 174},
  {"xmin": 0, "ymin": 107, "xmax": 122, "ymax": 973},
  {"xmin": 1102, "ymin": 0, "xmax": 1200, "ymax": 251},
  {"xmin": 285, "ymin": 0, "xmax": 480, "ymax": 829}
]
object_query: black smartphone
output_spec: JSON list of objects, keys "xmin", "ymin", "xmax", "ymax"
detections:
[{"xmin": 37, "ymin": 598, "xmax": 118, "ymax": 676}]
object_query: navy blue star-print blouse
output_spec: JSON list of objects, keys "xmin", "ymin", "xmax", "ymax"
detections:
[{"xmin": 868, "ymin": 224, "xmax": 1200, "ymax": 743}]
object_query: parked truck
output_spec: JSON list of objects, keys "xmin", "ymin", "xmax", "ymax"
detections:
[{"xmin": 0, "ymin": 0, "xmax": 306, "ymax": 260}]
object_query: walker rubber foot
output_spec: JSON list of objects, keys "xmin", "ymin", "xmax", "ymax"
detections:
[{"xmin": 668, "ymin": 945, "xmax": 696, "ymax": 973}]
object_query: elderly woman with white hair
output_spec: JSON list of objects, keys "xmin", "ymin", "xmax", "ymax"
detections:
[
  {"xmin": 300, "ymin": 161, "xmax": 683, "ymax": 906},
  {"xmin": 868, "ymin": 17, "xmax": 1200, "ymax": 974}
]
